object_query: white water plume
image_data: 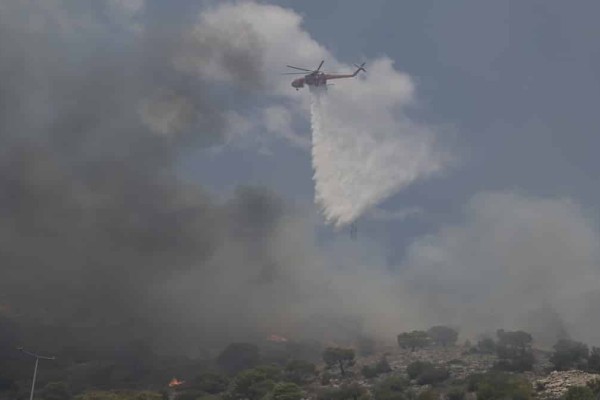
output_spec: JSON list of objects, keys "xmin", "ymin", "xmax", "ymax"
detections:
[{"xmin": 310, "ymin": 78, "xmax": 445, "ymax": 228}]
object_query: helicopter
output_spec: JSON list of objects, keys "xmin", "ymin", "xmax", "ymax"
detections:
[{"xmin": 283, "ymin": 60, "xmax": 366, "ymax": 91}]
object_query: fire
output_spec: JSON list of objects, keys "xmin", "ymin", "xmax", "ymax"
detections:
[
  {"xmin": 267, "ymin": 334, "xmax": 288, "ymax": 343},
  {"xmin": 168, "ymin": 378, "xmax": 185, "ymax": 388}
]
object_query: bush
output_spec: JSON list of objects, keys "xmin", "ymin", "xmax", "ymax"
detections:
[
  {"xmin": 417, "ymin": 389, "xmax": 438, "ymax": 400},
  {"xmin": 446, "ymin": 387, "xmax": 465, "ymax": 400},
  {"xmin": 467, "ymin": 371, "xmax": 532, "ymax": 400},
  {"xmin": 563, "ymin": 386, "xmax": 595, "ymax": 400},
  {"xmin": 362, "ymin": 366, "xmax": 378, "ymax": 379},
  {"xmin": 373, "ymin": 376, "xmax": 409, "ymax": 400},
  {"xmin": 191, "ymin": 372, "xmax": 229, "ymax": 394},
  {"xmin": 375, "ymin": 358, "xmax": 392, "ymax": 374},
  {"xmin": 216, "ymin": 343, "xmax": 260, "ymax": 375},
  {"xmin": 416, "ymin": 367, "xmax": 449, "ymax": 386},
  {"xmin": 284, "ymin": 360, "xmax": 316, "ymax": 384},
  {"xmin": 427, "ymin": 326, "xmax": 458, "ymax": 347},
  {"xmin": 41, "ymin": 382, "xmax": 71, "ymax": 400},
  {"xmin": 550, "ymin": 339, "xmax": 589, "ymax": 371},
  {"xmin": 363, "ymin": 358, "xmax": 392, "ymax": 379},
  {"xmin": 75, "ymin": 391, "xmax": 162, "ymax": 400},
  {"xmin": 586, "ymin": 378, "xmax": 600, "ymax": 395},
  {"xmin": 407, "ymin": 361, "xmax": 433, "ymax": 380},
  {"xmin": 267, "ymin": 382, "xmax": 304, "ymax": 400},
  {"xmin": 320, "ymin": 371, "xmax": 332, "ymax": 385},
  {"xmin": 406, "ymin": 361, "xmax": 448, "ymax": 385},
  {"xmin": 588, "ymin": 347, "xmax": 600, "ymax": 373},
  {"xmin": 477, "ymin": 337, "xmax": 496, "ymax": 354}
]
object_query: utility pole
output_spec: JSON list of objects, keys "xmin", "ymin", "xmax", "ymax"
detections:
[{"xmin": 18, "ymin": 347, "xmax": 55, "ymax": 400}]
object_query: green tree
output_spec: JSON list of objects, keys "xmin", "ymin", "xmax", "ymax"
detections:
[
  {"xmin": 427, "ymin": 326, "xmax": 458, "ymax": 347},
  {"xmin": 494, "ymin": 330, "xmax": 535, "ymax": 372},
  {"xmin": 191, "ymin": 372, "xmax": 229, "ymax": 394},
  {"xmin": 267, "ymin": 382, "xmax": 304, "ymax": 400},
  {"xmin": 563, "ymin": 386, "xmax": 595, "ymax": 400},
  {"xmin": 588, "ymin": 348, "xmax": 600, "ymax": 372},
  {"xmin": 550, "ymin": 339, "xmax": 589, "ymax": 371},
  {"xmin": 41, "ymin": 382, "xmax": 71, "ymax": 400},
  {"xmin": 228, "ymin": 367, "xmax": 279, "ymax": 400},
  {"xmin": 322, "ymin": 347, "xmax": 355, "ymax": 377},
  {"xmin": 397, "ymin": 331, "xmax": 429, "ymax": 351},
  {"xmin": 284, "ymin": 360, "xmax": 316, "ymax": 384},
  {"xmin": 217, "ymin": 343, "xmax": 260, "ymax": 375}
]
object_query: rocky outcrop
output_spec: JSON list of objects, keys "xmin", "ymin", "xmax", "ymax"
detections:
[{"xmin": 534, "ymin": 370, "xmax": 600, "ymax": 399}]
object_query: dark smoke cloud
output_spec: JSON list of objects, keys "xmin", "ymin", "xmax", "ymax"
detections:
[{"xmin": 0, "ymin": 0, "xmax": 272, "ymax": 355}]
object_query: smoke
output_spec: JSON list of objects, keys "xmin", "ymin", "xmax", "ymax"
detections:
[
  {"xmin": 2, "ymin": 2, "xmax": 600, "ymax": 378},
  {"xmin": 401, "ymin": 192, "xmax": 600, "ymax": 346}
]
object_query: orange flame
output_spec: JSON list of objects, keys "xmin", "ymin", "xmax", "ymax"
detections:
[
  {"xmin": 168, "ymin": 378, "xmax": 185, "ymax": 388},
  {"xmin": 267, "ymin": 334, "xmax": 288, "ymax": 343}
]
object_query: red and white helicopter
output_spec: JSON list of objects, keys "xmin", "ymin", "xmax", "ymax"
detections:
[{"xmin": 284, "ymin": 60, "xmax": 366, "ymax": 91}]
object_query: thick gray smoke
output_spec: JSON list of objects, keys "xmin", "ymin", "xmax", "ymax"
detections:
[
  {"xmin": 2, "ymin": 2, "xmax": 600, "ymax": 372},
  {"xmin": 0, "ymin": 0, "xmax": 271, "ymax": 355},
  {"xmin": 400, "ymin": 192, "xmax": 600, "ymax": 347}
]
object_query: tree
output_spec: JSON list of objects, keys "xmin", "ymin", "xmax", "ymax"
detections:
[
  {"xmin": 227, "ymin": 367, "xmax": 280, "ymax": 400},
  {"xmin": 494, "ymin": 330, "xmax": 535, "ymax": 372},
  {"xmin": 216, "ymin": 343, "xmax": 260, "ymax": 375},
  {"xmin": 191, "ymin": 372, "xmax": 229, "ymax": 394},
  {"xmin": 267, "ymin": 382, "xmax": 304, "ymax": 400},
  {"xmin": 589, "ymin": 348, "xmax": 600, "ymax": 373},
  {"xmin": 322, "ymin": 347, "xmax": 355, "ymax": 377},
  {"xmin": 397, "ymin": 331, "xmax": 429, "ymax": 351},
  {"xmin": 284, "ymin": 360, "xmax": 316, "ymax": 384},
  {"xmin": 427, "ymin": 326, "xmax": 458, "ymax": 347},
  {"xmin": 41, "ymin": 382, "xmax": 71, "ymax": 400},
  {"xmin": 550, "ymin": 339, "xmax": 589, "ymax": 371},
  {"xmin": 563, "ymin": 386, "xmax": 595, "ymax": 400}
]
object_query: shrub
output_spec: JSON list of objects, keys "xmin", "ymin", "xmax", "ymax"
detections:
[
  {"xmin": 550, "ymin": 339, "xmax": 589, "ymax": 371},
  {"xmin": 417, "ymin": 389, "xmax": 439, "ymax": 400},
  {"xmin": 563, "ymin": 386, "xmax": 595, "ymax": 400},
  {"xmin": 467, "ymin": 372, "xmax": 532, "ymax": 400},
  {"xmin": 446, "ymin": 387, "xmax": 465, "ymax": 400},
  {"xmin": 416, "ymin": 367, "xmax": 449, "ymax": 386},
  {"xmin": 407, "ymin": 361, "xmax": 433, "ymax": 380},
  {"xmin": 373, "ymin": 376, "xmax": 409, "ymax": 400}
]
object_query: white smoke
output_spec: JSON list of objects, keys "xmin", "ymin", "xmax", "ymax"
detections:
[{"xmin": 310, "ymin": 60, "xmax": 447, "ymax": 227}]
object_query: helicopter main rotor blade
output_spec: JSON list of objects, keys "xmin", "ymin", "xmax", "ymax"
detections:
[
  {"xmin": 316, "ymin": 60, "xmax": 324, "ymax": 71},
  {"xmin": 281, "ymin": 72, "xmax": 308, "ymax": 75},
  {"xmin": 286, "ymin": 65, "xmax": 311, "ymax": 72}
]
